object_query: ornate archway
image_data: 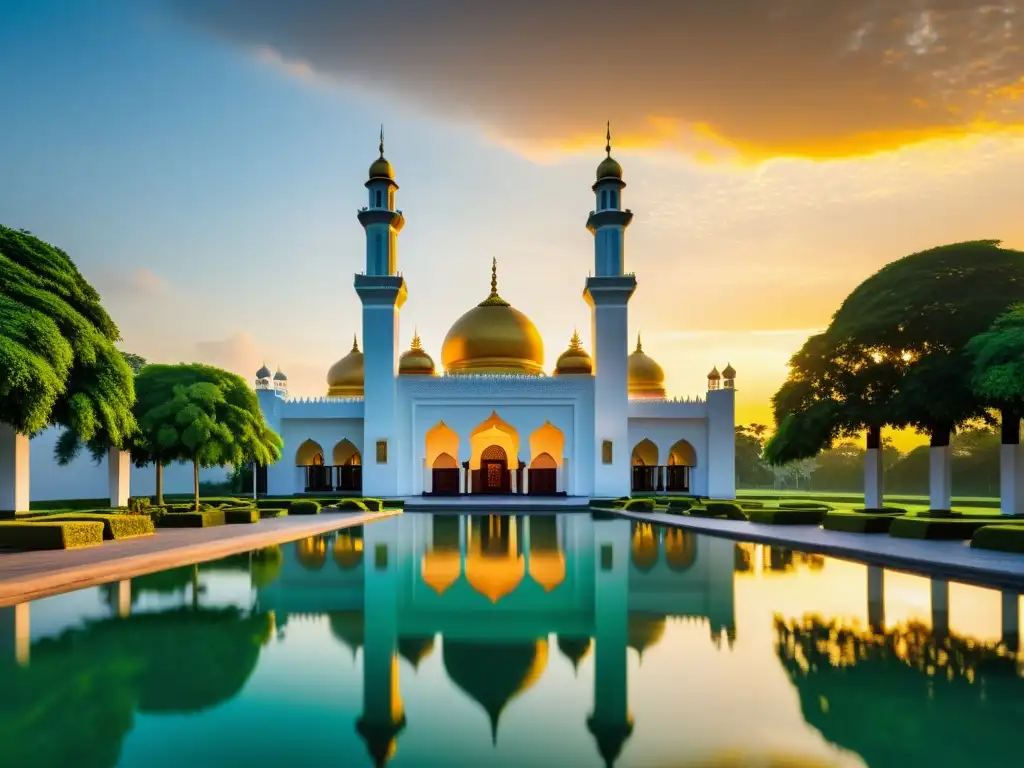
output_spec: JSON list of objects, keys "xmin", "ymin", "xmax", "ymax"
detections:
[
  {"xmin": 332, "ymin": 439, "xmax": 362, "ymax": 492},
  {"xmin": 426, "ymin": 421, "xmax": 462, "ymax": 496},
  {"xmin": 296, "ymin": 440, "xmax": 330, "ymax": 492},
  {"xmin": 529, "ymin": 421, "xmax": 564, "ymax": 496},
  {"xmin": 631, "ymin": 439, "xmax": 659, "ymax": 493},
  {"xmin": 469, "ymin": 413, "xmax": 519, "ymax": 494},
  {"xmin": 477, "ymin": 444, "xmax": 510, "ymax": 494},
  {"xmin": 666, "ymin": 439, "xmax": 696, "ymax": 493}
]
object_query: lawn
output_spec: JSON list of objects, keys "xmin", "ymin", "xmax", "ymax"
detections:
[{"xmin": 736, "ymin": 489, "xmax": 1005, "ymax": 518}]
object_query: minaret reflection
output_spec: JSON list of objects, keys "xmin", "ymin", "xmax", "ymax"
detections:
[{"xmin": 356, "ymin": 520, "xmax": 405, "ymax": 767}]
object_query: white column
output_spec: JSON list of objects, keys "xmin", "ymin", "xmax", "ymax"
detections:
[
  {"xmin": 930, "ymin": 578, "xmax": 949, "ymax": 639},
  {"xmin": 0, "ymin": 423, "xmax": 30, "ymax": 514},
  {"xmin": 459, "ymin": 466, "xmax": 467, "ymax": 495},
  {"xmin": 564, "ymin": 456, "xmax": 572, "ymax": 496},
  {"xmin": 928, "ymin": 445, "xmax": 952, "ymax": 511},
  {"xmin": 422, "ymin": 458, "xmax": 432, "ymax": 494},
  {"xmin": 864, "ymin": 448, "xmax": 884, "ymax": 509},
  {"xmin": 706, "ymin": 389, "xmax": 737, "ymax": 499},
  {"xmin": 116, "ymin": 579, "xmax": 132, "ymax": 618},
  {"xmin": 1000, "ymin": 444, "xmax": 1024, "ymax": 516},
  {"xmin": 108, "ymin": 446, "xmax": 130, "ymax": 508},
  {"xmin": 510, "ymin": 468, "xmax": 517, "ymax": 494},
  {"xmin": 867, "ymin": 566, "xmax": 885, "ymax": 633},
  {"xmin": 555, "ymin": 465, "xmax": 563, "ymax": 494},
  {"xmin": 522, "ymin": 467, "xmax": 529, "ymax": 495},
  {"xmin": 0, "ymin": 603, "xmax": 30, "ymax": 666}
]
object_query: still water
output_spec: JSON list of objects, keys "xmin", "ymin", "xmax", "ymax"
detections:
[{"xmin": 1, "ymin": 513, "xmax": 1022, "ymax": 768}]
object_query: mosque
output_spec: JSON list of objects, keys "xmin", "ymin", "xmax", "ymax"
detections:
[{"xmin": 256, "ymin": 129, "xmax": 736, "ymax": 499}]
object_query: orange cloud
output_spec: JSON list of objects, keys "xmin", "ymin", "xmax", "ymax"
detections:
[{"xmin": 167, "ymin": 0, "xmax": 1024, "ymax": 161}]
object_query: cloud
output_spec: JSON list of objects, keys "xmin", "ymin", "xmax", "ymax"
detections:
[
  {"xmin": 192, "ymin": 332, "xmax": 329, "ymax": 395},
  {"xmin": 193, "ymin": 332, "xmax": 262, "ymax": 375},
  {"xmin": 91, "ymin": 266, "xmax": 169, "ymax": 299},
  {"xmin": 165, "ymin": 0, "xmax": 1023, "ymax": 161}
]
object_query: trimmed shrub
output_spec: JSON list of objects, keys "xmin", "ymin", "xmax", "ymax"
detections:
[
  {"xmin": 127, "ymin": 496, "xmax": 151, "ymax": 514},
  {"xmin": 747, "ymin": 507, "xmax": 828, "ymax": 525},
  {"xmin": 920, "ymin": 509, "xmax": 960, "ymax": 519},
  {"xmin": 335, "ymin": 499, "xmax": 370, "ymax": 511},
  {"xmin": 738, "ymin": 501, "xmax": 765, "ymax": 509},
  {"xmin": 361, "ymin": 498, "xmax": 385, "ymax": 511},
  {"xmin": 589, "ymin": 498, "xmax": 619, "ymax": 508},
  {"xmin": 971, "ymin": 525, "xmax": 1024, "ymax": 553},
  {"xmin": 889, "ymin": 517, "xmax": 1001, "ymax": 540},
  {"xmin": 823, "ymin": 512, "xmax": 896, "ymax": 534},
  {"xmin": 289, "ymin": 500, "xmax": 322, "ymax": 515},
  {"xmin": 665, "ymin": 499, "xmax": 694, "ymax": 512},
  {"xmin": 854, "ymin": 507, "xmax": 907, "ymax": 515},
  {"xmin": 156, "ymin": 509, "xmax": 226, "ymax": 528},
  {"xmin": 225, "ymin": 508, "xmax": 260, "ymax": 524},
  {"xmin": 380, "ymin": 499, "xmax": 405, "ymax": 509},
  {"xmin": 259, "ymin": 508, "xmax": 288, "ymax": 519},
  {"xmin": 26, "ymin": 512, "xmax": 154, "ymax": 540},
  {"xmin": 779, "ymin": 501, "xmax": 833, "ymax": 511},
  {"xmin": 0, "ymin": 520, "xmax": 105, "ymax": 549},
  {"xmin": 622, "ymin": 498, "xmax": 654, "ymax": 512},
  {"xmin": 256, "ymin": 498, "xmax": 292, "ymax": 510},
  {"xmin": 705, "ymin": 501, "xmax": 747, "ymax": 521}
]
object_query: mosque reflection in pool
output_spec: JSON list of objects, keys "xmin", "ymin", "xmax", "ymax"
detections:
[{"xmin": 258, "ymin": 514, "xmax": 736, "ymax": 766}]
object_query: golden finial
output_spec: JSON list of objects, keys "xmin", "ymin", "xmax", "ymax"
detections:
[
  {"xmin": 635, "ymin": 332, "xmax": 643, "ymax": 353},
  {"xmin": 379, "ymin": 125, "xmax": 385, "ymax": 157},
  {"xmin": 606, "ymin": 121, "xmax": 612, "ymax": 157},
  {"xmin": 411, "ymin": 328, "xmax": 422, "ymax": 350},
  {"xmin": 352, "ymin": 335, "xmax": 359, "ymax": 352},
  {"xmin": 478, "ymin": 257, "xmax": 510, "ymax": 307},
  {"xmin": 569, "ymin": 329, "xmax": 582, "ymax": 349}
]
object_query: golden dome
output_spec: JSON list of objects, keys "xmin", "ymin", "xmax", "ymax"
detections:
[
  {"xmin": 708, "ymin": 366, "xmax": 721, "ymax": 380},
  {"xmin": 628, "ymin": 334, "xmax": 666, "ymax": 399},
  {"xmin": 596, "ymin": 122, "xmax": 623, "ymax": 180},
  {"xmin": 327, "ymin": 336, "xmax": 364, "ymax": 397},
  {"xmin": 722, "ymin": 362, "xmax": 736, "ymax": 379},
  {"xmin": 368, "ymin": 127, "xmax": 395, "ymax": 181},
  {"xmin": 441, "ymin": 259, "xmax": 544, "ymax": 375},
  {"xmin": 554, "ymin": 330, "xmax": 592, "ymax": 375},
  {"xmin": 399, "ymin": 331, "xmax": 435, "ymax": 375}
]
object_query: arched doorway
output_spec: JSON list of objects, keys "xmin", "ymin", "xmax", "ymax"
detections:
[
  {"xmin": 666, "ymin": 439, "xmax": 696, "ymax": 493},
  {"xmin": 296, "ymin": 439, "xmax": 330, "ymax": 492},
  {"xmin": 631, "ymin": 439, "xmax": 659, "ymax": 493},
  {"xmin": 432, "ymin": 452, "xmax": 460, "ymax": 496},
  {"xmin": 477, "ymin": 444, "xmax": 511, "ymax": 494},
  {"xmin": 333, "ymin": 439, "xmax": 363, "ymax": 492},
  {"xmin": 529, "ymin": 452, "xmax": 557, "ymax": 496}
]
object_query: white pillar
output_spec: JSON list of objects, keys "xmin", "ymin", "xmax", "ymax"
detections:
[
  {"xmin": 928, "ymin": 445, "xmax": 952, "ymax": 511},
  {"xmin": 564, "ymin": 456, "xmax": 572, "ymax": 496},
  {"xmin": 116, "ymin": 579, "xmax": 132, "ymax": 618},
  {"xmin": 422, "ymin": 458, "xmax": 432, "ymax": 494},
  {"xmin": 459, "ymin": 466, "xmax": 467, "ymax": 495},
  {"xmin": 864, "ymin": 448, "xmax": 884, "ymax": 509},
  {"xmin": 510, "ymin": 468, "xmax": 517, "ymax": 494},
  {"xmin": 0, "ymin": 603, "xmax": 30, "ymax": 666},
  {"xmin": 108, "ymin": 447, "xmax": 130, "ymax": 508},
  {"xmin": 1000, "ymin": 444, "xmax": 1024, "ymax": 516},
  {"xmin": 930, "ymin": 578, "xmax": 949, "ymax": 639},
  {"xmin": 522, "ymin": 467, "xmax": 530, "ymax": 495},
  {"xmin": 707, "ymin": 388, "xmax": 737, "ymax": 499},
  {"xmin": 0, "ymin": 423, "xmax": 30, "ymax": 514}
]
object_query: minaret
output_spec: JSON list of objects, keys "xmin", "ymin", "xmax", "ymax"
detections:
[
  {"xmin": 356, "ymin": 128, "xmax": 407, "ymax": 496},
  {"xmin": 583, "ymin": 124, "xmax": 636, "ymax": 497}
]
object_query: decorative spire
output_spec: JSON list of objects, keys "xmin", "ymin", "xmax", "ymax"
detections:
[
  {"xmin": 478, "ymin": 257, "xmax": 510, "ymax": 307},
  {"xmin": 569, "ymin": 329, "xmax": 582, "ymax": 349},
  {"xmin": 605, "ymin": 121, "xmax": 612, "ymax": 157},
  {"xmin": 352, "ymin": 335, "xmax": 360, "ymax": 352},
  {"xmin": 635, "ymin": 332, "xmax": 643, "ymax": 353},
  {"xmin": 411, "ymin": 329, "xmax": 422, "ymax": 350},
  {"xmin": 379, "ymin": 124, "xmax": 385, "ymax": 157}
]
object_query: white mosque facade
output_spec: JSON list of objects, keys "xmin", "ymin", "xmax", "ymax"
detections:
[{"xmin": 257, "ymin": 131, "xmax": 736, "ymax": 500}]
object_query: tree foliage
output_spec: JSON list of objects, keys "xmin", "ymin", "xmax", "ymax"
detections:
[
  {"xmin": 0, "ymin": 225, "xmax": 134, "ymax": 443},
  {"xmin": 967, "ymin": 303, "xmax": 1024, "ymax": 417}
]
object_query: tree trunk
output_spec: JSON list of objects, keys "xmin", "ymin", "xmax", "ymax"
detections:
[
  {"xmin": 154, "ymin": 457, "xmax": 164, "ymax": 506},
  {"xmin": 864, "ymin": 425, "xmax": 884, "ymax": 509},
  {"xmin": 929, "ymin": 426, "xmax": 952, "ymax": 511},
  {"xmin": 1000, "ymin": 408, "xmax": 1023, "ymax": 516},
  {"xmin": 193, "ymin": 457, "xmax": 200, "ymax": 512}
]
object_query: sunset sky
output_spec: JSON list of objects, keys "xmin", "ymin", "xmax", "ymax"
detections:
[{"xmin": 2, "ymin": 0, "xmax": 1022, "ymax": 447}]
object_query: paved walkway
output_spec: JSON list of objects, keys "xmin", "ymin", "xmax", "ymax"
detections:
[
  {"xmin": 0, "ymin": 510, "xmax": 400, "ymax": 607},
  {"xmin": 618, "ymin": 509, "xmax": 1024, "ymax": 591}
]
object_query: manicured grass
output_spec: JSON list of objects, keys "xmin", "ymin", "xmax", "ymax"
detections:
[
  {"xmin": 823, "ymin": 512, "xmax": 897, "ymax": 534},
  {"xmin": 737, "ymin": 489, "xmax": 1001, "ymax": 510},
  {"xmin": 156, "ymin": 509, "xmax": 227, "ymax": 528},
  {"xmin": 23, "ymin": 512, "xmax": 154, "ymax": 540},
  {"xmin": 0, "ymin": 520, "xmax": 105, "ymax": 549},
  {"xmin": 224, "ymin": 508, "xmax": 260, "ymax": 524},
  {"xmin": 971, "ymin": 525, "xmax": 1024, "ymax": 553},
  {"xmin": 747, "ymin": 507, "xmax": 829, "ymax": 525},
  {"xmin": 622, "ymin": 498, "xmax": 655, "ymax": 511},
  {"xmin": 26, "ymin": 497, "xmax": 110, "ymax": 511}
]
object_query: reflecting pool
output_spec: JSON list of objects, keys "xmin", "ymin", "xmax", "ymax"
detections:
[{"xmin": 1, "ymin": 513, "xmax": 1022, "ymax": 767}]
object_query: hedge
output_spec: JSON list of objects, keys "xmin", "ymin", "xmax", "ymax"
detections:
[
  {"xmin": 664, "ymin": 499, "xmax": 694, "ymax": 512},
  {"xmin": 256, "ymin": 499, "xmax": 292, "ymax": 510},
  {"xmin": 747, "ymin": 507, "xmax": 828, "ymax": 525},
  {"xmin": 259, "ymin": 508, "xmax": 288, "ymax": 519},
  {"xmin": 779, "ymin": 501, "xmax": 833, "ymax": 511},
  {"xmin": 0, "ymin": 520, "xmax": 105, "ymax": 549},
  {"xmin": 156, "ymin": 509, "xmax": 226, "ymax": 528},
  {"xmin": 622, "ymin": 499, "xmax": 654, "ymax": 511},
  {"xmin": 25, "ymin": 512, "xmax": 154, "ymax": 540},
  {"xmin": 589, "ymin": 498, "xmax": 619, "ymax": 508},
  {"xmin": 971, "ymin": 525, "xmax": 1024, "ymax": 553},
  {"xmin": 225, "ymin": 508, "xmax": 260, "ymax": 525},
  {"xmin": 289, "ymin": 500, "xmax": 322, "ymax": 515},
  {"xmin": 705, "ymin": 501, "xmax": 747, "ymax": 520},
  {"xmin": 854, "ymin": 507, "xmax": 907, "ymax": 515},
  {"xmin": 334, "ymin": 499, "xmax": 369, "ymax": 511},
  {"xmin": 823, "ymin": 512, "xmax": 896, "ymax": 534},
  {"xmin": 888, "ymin": 517, "xmax": 1000, "ymax": 540}
]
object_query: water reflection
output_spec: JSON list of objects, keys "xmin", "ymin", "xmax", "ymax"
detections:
[{"xmin": 0, "ymin": 514, "xmax": 1022, "ymax": 767}]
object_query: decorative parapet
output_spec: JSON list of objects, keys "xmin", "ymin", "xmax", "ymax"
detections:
[
  {"xmin": 401, "ymin": 373, "xmax": 594, "ymax": 399},
  {"xmin": 283, "ymin": 396, "xmax": 365, "ymax": 404},
  {"xmin": 628, "ymin": 396, "xmax": 707, "ymax": 418}
]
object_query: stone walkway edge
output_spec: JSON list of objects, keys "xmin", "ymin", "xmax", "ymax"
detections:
[
  {"xmin": 0, "ymin": 510, "xmax": 401, "ymax": 607},
  {"xmin": 615, "ymin": 508, "xmax": 1024, "ymax": 592}
]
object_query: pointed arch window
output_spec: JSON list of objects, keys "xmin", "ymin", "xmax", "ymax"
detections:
[{"xmin": 375, "ymin": 189, "xmax": 383, "ymax": 208}]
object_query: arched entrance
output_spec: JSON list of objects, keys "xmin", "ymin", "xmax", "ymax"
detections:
[
  {"xmin": 529, "ymin": 453, "xmax": 557, "ymax": 496},
  {"xmin": 631, "ymin": 439, "xmax": 659, "ymax": 493},
  {"xmin": 666, "ymin": 439, "xmax": 696, "ymax": 493},
  {"xmin": 477, "ymin": 444, "xmax": 511, "ymax": 494},
  {"xmin": 332, "ymin": 439, "xmax": 362, "ymax": 492},
  {"xmin": 296, "ymin": 439, "xmax": 330, "ymax": 492},
  {"xmin": 528, "ymin": 421, "xmax": 564, "ymax": 496},
  {"xmin": 426, "ymin": 421, "xmax": 461, "ymax": 496}
]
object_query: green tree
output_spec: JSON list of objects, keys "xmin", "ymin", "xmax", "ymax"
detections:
[
  {"xmin": 120, "ymin": 351, "xmax": 147, "ymax": 375},
  {"xmin": 967, "ymin": 303, "xmax": 1024, "ymax": 449},
  {"xmin": 0, "ymin": 226, "xmax": 135, "ymax": 451},
  {"xmin": 735, "ymin": 425, "xmax": 772, "ymax": 488},
  {"xmin": 139, "ymin": 365, "xmax": 282, "ymax": 509}
]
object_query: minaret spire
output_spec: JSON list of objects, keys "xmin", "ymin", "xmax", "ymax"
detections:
[
  {"xmin": 635, "ymin": 333, "xmax": 642, "ymax": 353},
  {"xmin": 379, "ymin": 124, "xmax": 385, "ymax": 157},
  {"xmin": 606, "ymin": 121, "xmax": 612, "ymax": 157},
  {"xmin": 352, "ymin": 334, "xmax": 360, "ymax": 352},
  {"xmin": 491, "ymin": 257, "xmax": 498, "ymax": 295}
]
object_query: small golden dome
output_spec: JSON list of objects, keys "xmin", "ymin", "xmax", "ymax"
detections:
[
  {"xmin": 722, "ymin": 363, "xmax": 736, "ymax": 379},
  {"xmin": 708, "ymin": 366, "xmax": 721, "ymax": 380},
  {"xmin": 554, "ymin": 330, "xmax": 592, "ymax": 375},
  {"xmin": 368, "ymin": 127, "xmax": 395, "ymax": 181},
  {"xmin": 399, "ymin": 331, "xmax": 435, "ymax": 375},
  {"xmin": 441, "ymin": 259, "xmax": 544, "ymax": 375},
  {"xmin": 596, "ymin": 122, "xmax": 623, "ymax": 180},
  {"xmin": 327, "ymin": 336, "xmax": 364, "ymax": 397},
  {"xmin": 628, "ymin": 334, "xmax": 666, "ymax": 399}
]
